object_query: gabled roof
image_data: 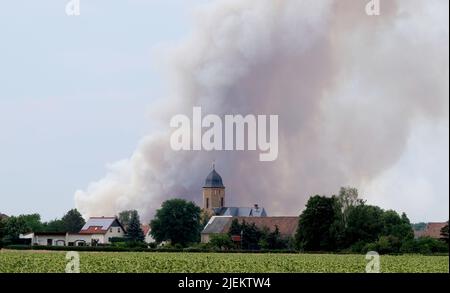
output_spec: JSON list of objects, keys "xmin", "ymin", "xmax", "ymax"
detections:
[
  {"xmin": 141, "ymin": 224, "xmax": 151, "ymax": 236},
  {"xmin": 418, "ymin": 222, "xmax": 448, "ymax": 239},
  {"xmin": 80, "ymin": 217, "xmax": 124, "ymax": 235},
  {"xmin": 202, "ymin": 216, "xmax": 232, "ymax": 234},
  {"xmin": 202, "ymin": 216, "xmax": 299, "ymax": 237},
  {"xmin": 214, "ymin": 207, "xmax": 267, "ymax": 217}
]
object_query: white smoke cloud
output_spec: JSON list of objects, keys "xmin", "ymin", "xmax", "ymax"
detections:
[{"xmin": 75, "ymin": 0, "xmax": 449, "ymax": 223}]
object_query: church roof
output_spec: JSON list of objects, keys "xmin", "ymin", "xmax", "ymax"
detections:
[
  {"xmin": 202, "ymin": 216, "xmax": 299, "ymax": 237},
  {"xmin": 203, "ymin": 168, "xmax": 225, "ymax": 188},
  {"xmin": 214, "ymin": 206, "xmax": 267, "ymax": 217}
]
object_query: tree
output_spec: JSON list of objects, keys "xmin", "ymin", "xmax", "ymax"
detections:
[
  {"xmin": 61, "ymin": 209, "xmax": 85, "ymax": 233},
  {"xmin": 209, "ymin": 234, "xmax": 233, "ymax": 250},
  {"xmin": 0, "ymin": 218, "xmax": 5, "ymax": 247},
  {"xmin": 127, "ymin": 210, "xmax": 145, "ymax": 242},
  {"xmin": 381, "ymin": 211, "xmax": 414, "ymax": 242},
  {"xmin": 150, "ymin": 199, "xmax": 201, "ymax": 246},
  {"xmin": 118, "ymin": 210, "xmax": 134, "ymax": 230},
  {"xmin": 295, "ymin": 195, "xmax": 342, "ymax": 251},
  {"xmin": 337, "ymin": 187, "xmax": 365, "ymax": 228},
  {"xmin": 2, "ymin": 214, "xmax": 43, "ymax": 244},
  {"xmin": 440, "ymin": 222, "xmax": 449, "ymax": 244},
  {"xmin": 43, "ymin": 219, "xmax": 65, "ymax": 232},
  {"xmin": 228, "ymin": 218, "xmax": 242, "ymax": 236},
  {"xmin": 345, "ymin": 204, "xmax": 384, "ymax": 246},
  {"xmin": 241, "ymin": 221, "xmax": 262, "ymax": 250}
]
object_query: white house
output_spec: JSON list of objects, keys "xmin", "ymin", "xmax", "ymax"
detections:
[
  {"xmin": 20, "ymin": 232, "xmax": 92, "ymax": 246},
  {"xmin": 141, "ymin": 224, "xmax": 154, "ymax": 244},
  {"xmin": 19, "ymin": 216, "xmax": 126, "ymax": 246},
  {"xmin": 78, "ymin": 217, "xmax": 126, "ymax": 244}
]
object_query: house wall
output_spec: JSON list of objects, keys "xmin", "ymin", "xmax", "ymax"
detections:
[
  {"xmin": 90, "ymin": 234, "xmax": 105, "ymax": 244},
  {"xmin": 67, "ymin": 234, "xmax": 92, "ymax": 246},
  {"xmin": 104, "ymin": 227, "xmax": 125, "ymax": 243},
  {"xmin": 145, "ymin": 232, "xmax": 154, "ymax": 244},
  {"xmin": 201, "ymin": 233, "xmax": 213, "ymax": 243},
  {"xmin": 34, "ymin": 235, "xmax": 67, "ymax": 246}
]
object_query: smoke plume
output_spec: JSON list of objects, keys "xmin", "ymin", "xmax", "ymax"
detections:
[{"xmin": 75, "ymin": 0, "xmax": 449, "ymax": 222}]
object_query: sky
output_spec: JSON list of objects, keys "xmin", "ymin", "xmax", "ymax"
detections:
[
  {"xmin": 0, "ymin": 0, "xmax": 448, "ymax": 223},
  {"xmin": 0, "ymin": 0, "xmax": 207, "ymax": 220}
]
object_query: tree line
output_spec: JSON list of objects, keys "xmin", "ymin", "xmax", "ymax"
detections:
[
  {"xmin": 295, "ymin": 187, "xmax": 448, "ymax": 254},
  {"xmin": 1, "ymin": 187, "xmax": 448, "ymax": 254}
]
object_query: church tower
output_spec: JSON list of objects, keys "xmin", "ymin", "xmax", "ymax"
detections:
[{"xmin": 202, "ymin": 165, "xmax": 225, "ymax": 213}]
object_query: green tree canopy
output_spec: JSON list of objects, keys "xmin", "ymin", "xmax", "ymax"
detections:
[
  {"xmin": 345, "ymin": 204, "xmax": 384, "ymax": 246},
  {"xmin": 42, "ymin": 219, "xmax": 65, "ymax": 232},
  {"xmin": 61, "ymin": 209, "xmax": 85, "ymax": 233},
  {"xmin": 118, "ymin": 210, "xmax": 134, "ymax": 230},
  {"xmin": 126, "ymin": 210, "xmax": 145, "ymax": 242},
  {"xmin": 150, "ymin": 199, "xmax": 201, "ymax": 246},
  {"xmin": 2, "ymin": 214, "xmax": 43, "ymax": 243},
  {"xmin": 209, "ymin": 234, "xmax": 233, "ymax": 250},
  {"xmin": 295, "ymin": 195, "xmax": 342, "ymax": 251}
]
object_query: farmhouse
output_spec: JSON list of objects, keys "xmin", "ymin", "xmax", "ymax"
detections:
[{"xmin": 20, "ymin": 216, "xmax": 126, "ymax": 246}]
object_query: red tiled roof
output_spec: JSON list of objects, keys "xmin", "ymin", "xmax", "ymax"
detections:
[
  {"xmin": 421, "ymin": 222, "xmax": 448, "ymax": 239},
  {"xmin": 141, "ymin": 224, "xmax": 150, "ymax": 235},
  {"xmin": 79, "ymin": 226, "xmax": 108, "ymax": 235}
]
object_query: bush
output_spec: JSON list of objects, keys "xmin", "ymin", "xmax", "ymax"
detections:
[
  {"xmin": 148, "ymin": 242, "xmax": 158, "ymax": 249},
  {"xmin": 349, "ymin": 241, "xmax": 367, "ymax": 253},
  {"xmin": 209, "ymin": 234, "xmax": 234, "ymax": 250},
  {"xmin": 408, "ymin": 237, "xmax": 449, "ymax": 254}
]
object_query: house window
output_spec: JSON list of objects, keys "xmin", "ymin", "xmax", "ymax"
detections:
[
  {"xmin": 110, "ymin": 228, "xmax": 113, "ymax": 232},
  {"xmin": 206, "ymin": 198, "xmax": 209, "ymax": 209},
  {"xmin": 118, "ymin": 228, "xmax": 121, "ymax": 233}
]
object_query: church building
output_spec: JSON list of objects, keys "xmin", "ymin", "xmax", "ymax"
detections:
[
  {"xmin": 200, "ymin": 166, "xmax": 299, "ymax": 243},
  {"xmin": 202, "ymin": 166, "xmax": 267, "ymax": 217}
]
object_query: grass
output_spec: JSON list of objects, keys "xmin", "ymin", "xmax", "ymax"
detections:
[{"xmin": 0, "ymin": 250, "xmax": 448, "ymax": 273}]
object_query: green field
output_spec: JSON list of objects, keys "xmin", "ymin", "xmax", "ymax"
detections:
[{"xmin": 0, "ymin": 250, "xmax": 448, "ymax": 273}]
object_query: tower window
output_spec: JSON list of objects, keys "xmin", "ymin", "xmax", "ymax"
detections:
[
  {"xmin": 221, "ymin": 197, "xmax": 224, "ymax": 207},
  {"xmin": 206, "ymin": 198, "xmax": 209, "ymax": 209}
]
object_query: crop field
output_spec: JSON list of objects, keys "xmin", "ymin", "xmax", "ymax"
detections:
[{"xmin": 0, "ymin": 250, "xmax": 448, "ymax": 273}]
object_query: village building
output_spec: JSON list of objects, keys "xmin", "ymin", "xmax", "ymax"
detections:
[
  {"xmin": 78, "ymin": 216, "xmax": 126, "ymax": 244},
  {"xmin": 20, "ymin": 216, "xmax": 126, "ymax": 246},
  {"xmin": 200, "ymin": 166, "xmax": 296, "ymax": 243},
  {"xmin": 201, "ymin": 216, "xmax": 299, "ymax": 243},
  {"xmin": 141, "ymin": 224, "xmax": 154, "ymax": 243},
  {"xmin": 414, "ymin": 222, "xmax": 448, "ymax": 239},
  {"xmin": 202, "ymin": 166, "xmax": 267, "ymax": 217}
]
